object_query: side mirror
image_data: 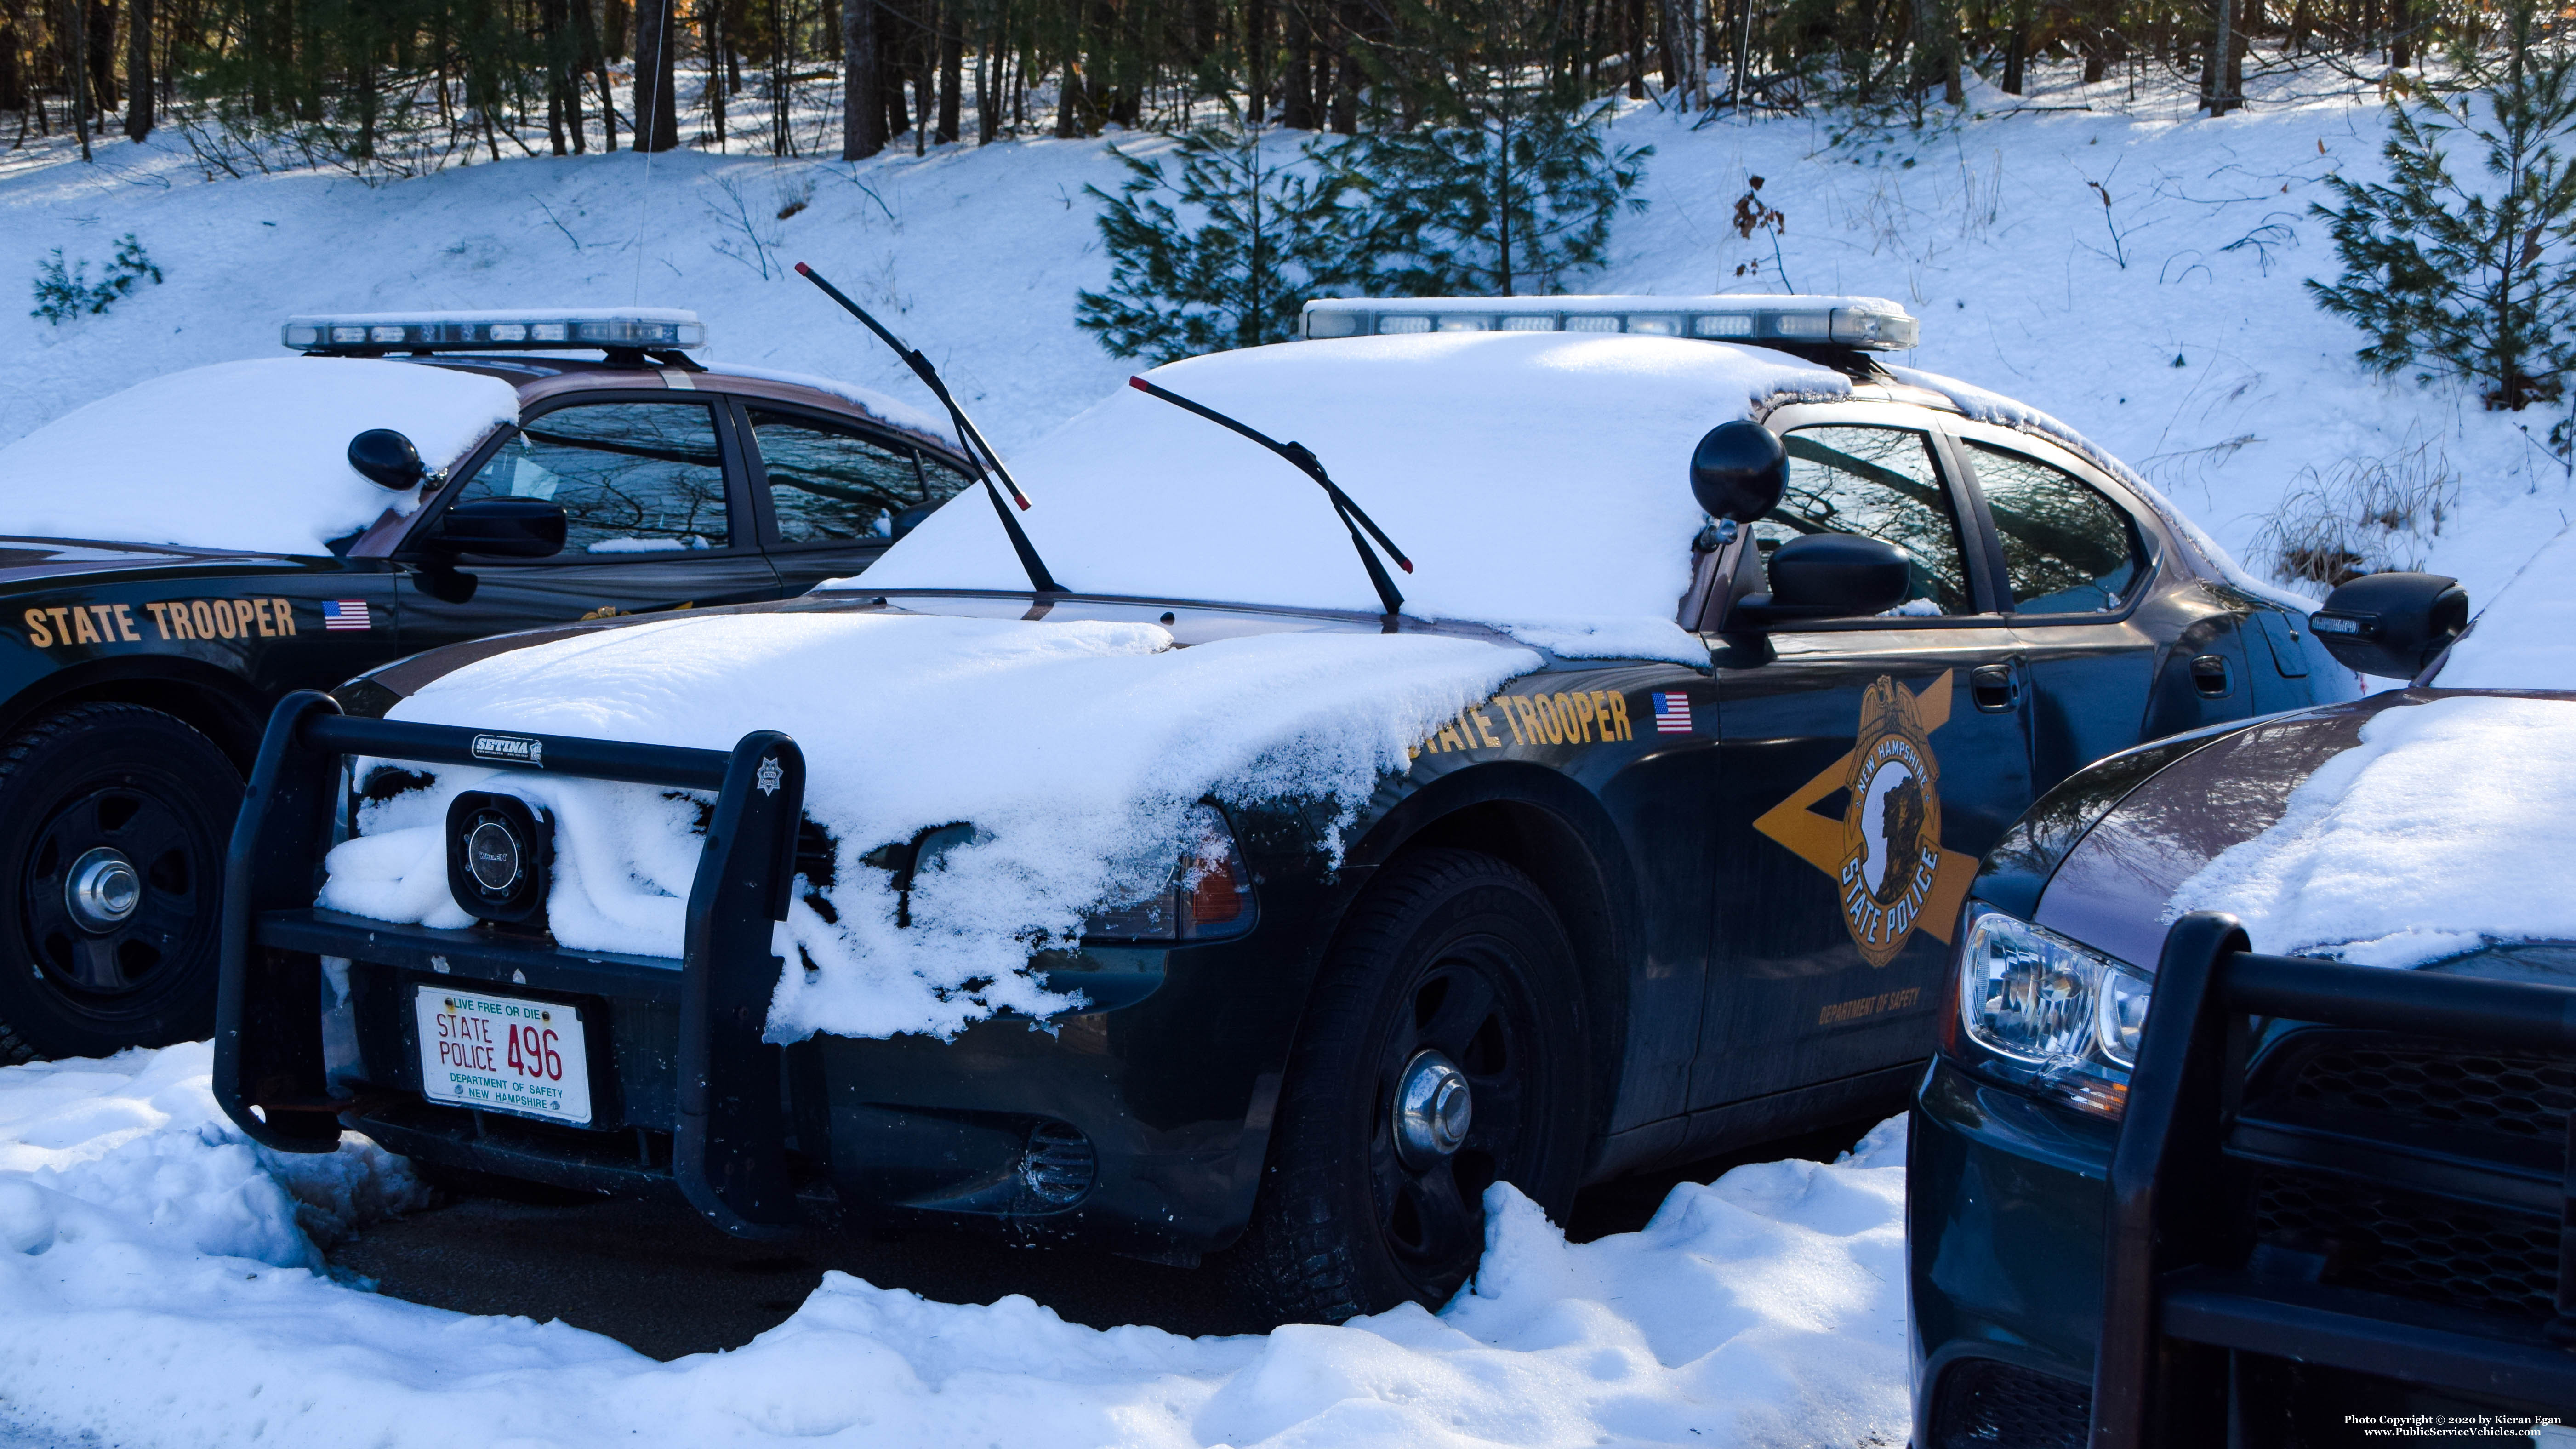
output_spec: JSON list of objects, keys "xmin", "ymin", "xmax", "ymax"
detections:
[
  {"xmin": 2312, "ymin": 570, "xmax": 2468, "ymax": 679},
  {"xmin": 1691, "ymin": 421, "xmax": 1787, "ymax": 523},
  {"xmin": 889, "ymin": 503, "xmax": 937, "ymax": 541},
  {"xmin": 1735, "ymin": 533, "xmax": 1913, "ymax": 625},
  {"xmin": 433, "ymin": 498, "xmax": 568, "ymax": 559},
  {"xmin": 348, "ymin": 429, "xmax": 426, "ymax": 491}
]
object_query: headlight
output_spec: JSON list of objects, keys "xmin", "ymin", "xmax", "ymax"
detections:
[
  {"xmin": 1082, "ymin": 804, "xmax": 1255, "ymax": 942},
  {"xmin": 1946, "ymin": 904, "xmax": 2152, "ymax": 1118}
]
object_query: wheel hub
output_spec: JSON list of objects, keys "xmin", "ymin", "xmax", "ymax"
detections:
[
  {"xmin": 64, "ymin": 847, "xmax": 141, "ymax": 932},
  {"xmin": 1392, "ymin": 1049, "xmax": 1473, "ymax": 1170}
]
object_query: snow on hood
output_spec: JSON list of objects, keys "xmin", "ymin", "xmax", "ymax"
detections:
[
  {"xmin": 2434, "ymin": 522, "xmax": 2576, "ymax": 688},
  {"xmin": 855, "ymin": 333, "xmax": 1851, "ymax": 664},
  {"xmin": 0, "ymin": 357, "xmax": 516, "ymax": 556},
  {"xmin": 320, "ymin": 610, "xmax": 1539, "ymax": 1041},
  {"xmin": 1883, "ymin": 365, "xmax": 2309, "ymax": 613},
  {"xmin": 0, "ymin": 1043, "xmax": 1910, "ymax": 1449},
  {"xmin": 2167, "ymin": 695, "xmax": 2576, "ymax": 966}
]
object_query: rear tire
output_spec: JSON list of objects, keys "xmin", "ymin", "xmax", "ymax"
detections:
[
  {"xmin": 1224, "ymin": 849, "xmax": 1591, "ymax": 1324},
  {"xmin": 0, "ymin": 704, "xmax": 241, "ymax": 1064}
]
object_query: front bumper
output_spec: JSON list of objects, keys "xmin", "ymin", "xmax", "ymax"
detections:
[{"xmin": 219, "ymin": 692, "xmax": 1315, "ymax": 1258}]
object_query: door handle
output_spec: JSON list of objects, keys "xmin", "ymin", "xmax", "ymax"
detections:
[{"xmin": 1971, "ymin": 663, "xmax": 2019, "ymax": 713}]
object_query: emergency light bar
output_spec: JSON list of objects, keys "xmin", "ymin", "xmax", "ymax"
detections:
[
  {"xmin": 282, "ymin": 308, "xmax": 707, "ymax": 353},
  {"xmin": 1299, "ymin": 295, "xmax": 1919, "ymax": 351}
]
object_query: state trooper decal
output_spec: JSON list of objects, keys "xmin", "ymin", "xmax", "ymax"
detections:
[{"xmin": 1752, "ymin": 671, "xmax": 1982, "ymax": 966}]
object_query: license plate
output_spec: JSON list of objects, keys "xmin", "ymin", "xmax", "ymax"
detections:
[{"xmin": 413, "ymin": 986, "xmax": 593, "ymax": 1126}]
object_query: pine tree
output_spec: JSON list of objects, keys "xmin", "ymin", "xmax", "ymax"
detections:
[
  {"xmin": 2309, "ymin": 0, "xmax": 2576, "ymax": 410},
  {"xmin": 1076, "ymin": 115, "xmax": 1362, "ymax": 364},
  {"xmin": 1338, "ymin": 0, "xmax": 1648, "ymax": 297}
]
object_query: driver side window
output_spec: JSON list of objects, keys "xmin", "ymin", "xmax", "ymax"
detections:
[
  {"xmin": 452, "ymin": 401, "xmax": 731, "ymax": 556},
  {"xmin": 1754, "ymin": 425, "xmax": 1973, "ymax": 616}
]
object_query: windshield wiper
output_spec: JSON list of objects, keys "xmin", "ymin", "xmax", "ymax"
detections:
[
  {"xmin": 1125, "ymin": 376, "xmax": 1413, "ymax": 622},
  {"xmin": 795, "ymin": 262, "xmax": 1063, "ymax": 595}
]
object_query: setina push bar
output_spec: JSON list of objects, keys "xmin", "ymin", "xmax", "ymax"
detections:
[{"xmin": 213, "ymin": 690, "xmax": 808, "ymax": 1238}]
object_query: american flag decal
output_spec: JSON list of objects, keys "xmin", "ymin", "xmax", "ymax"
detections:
[
  {"xmin": 321, "ymin": 599, "xmax": 372, "ymax": 631},
  {"xmin": 1651, "ymin": 692, "xmax": 1693, "ymax": 735}
]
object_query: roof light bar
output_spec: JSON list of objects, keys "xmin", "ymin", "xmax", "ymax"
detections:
[
  {"xmin": 1299, "ymin": 295, "xmax": 1920, "ymax": 351},
  {"xmin": 282, "ymin": 308, "xmax": 707, "ymax": 353}
]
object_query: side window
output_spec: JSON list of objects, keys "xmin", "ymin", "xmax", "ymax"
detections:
[
  {"xmin": 747, "ymin": 408, "xmax": 974, "ymax": 545},
  {"xmin": 1966, "ymin": 441, "xmax": 2146, "ymax": 615},
  {"xmin": 454, "ymin": 401, "xmax": 730, "ymax": 554},
  {"xmin": 1758, "ymin": 425, "xmax": 1973, "ymax": 616}
]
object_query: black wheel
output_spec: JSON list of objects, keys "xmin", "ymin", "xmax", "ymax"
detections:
[
  {"xmin": 0, "ymin": 704, "xmax": 241, "ymax": 1065},
  {"xmin": 1225, "ymin": 848, "xmax": 1592, "ymax": 1324}
]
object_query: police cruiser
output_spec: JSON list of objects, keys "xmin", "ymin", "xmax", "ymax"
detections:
[
  {"xmin": 0, "ymin": 309, "xmax": 977, "ymax": 1062},
  {"xmin": 217, "ymin": 288, "xmax": 2354, "ymax": 1324}
]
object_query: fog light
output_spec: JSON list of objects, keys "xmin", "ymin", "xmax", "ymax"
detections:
[
  {"xmin": 445, "ymin": 791, "xmax": 551, "ymax": 925},
  {"xmin": 1017, "ymin": 1120, "xmax": 1096, "ymax": 1207}
]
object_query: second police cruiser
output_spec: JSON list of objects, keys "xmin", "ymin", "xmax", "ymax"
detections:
[{"xmin": 215, "ymin": 289, "xmax": 2355, "ymax": 1324}]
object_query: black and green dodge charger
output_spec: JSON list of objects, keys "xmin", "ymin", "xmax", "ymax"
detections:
[
  {"xmin": 216, "ymin": 294, "xmax": 2355, "ymax": 1324},
  {"xmin": 0, "ymin": 308, "xmax": 977, "ymax": 1063}
]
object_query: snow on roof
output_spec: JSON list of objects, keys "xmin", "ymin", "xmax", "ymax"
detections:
[
  {"xmin": 0, "ymin": 1040, "xmax": 1912, "ymax": 1448},
  {"xmin": 0, "ymin": 358, "xmax": 516, "ymax": 556},
  {"xmin": 2167, "ymin": 694, "xmax": 2576, "ymax": 966},
  {"xmin": 1884, "ymin": 364, "xmax": 2310, "ymax": 613},
  {"xmin": 319, "ymin": 610, "xmax": 1539, "ymax": 1041},
  {"xmin": 855, "ymin": 333, "xmax": 1851, "ymax": 661},
  {"xmin": 699, "ymin": 361, "xmax": 961, "ymax": 451},
  {"xmin": 2435, "ymin": 523, "xmax": 2576, "ymax": 688}
]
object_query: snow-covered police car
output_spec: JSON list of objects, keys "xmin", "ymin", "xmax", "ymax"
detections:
[
  {"xmin": 1910, "ymin": 565, "xmax": 2576, "ymax": 1444},
  {"xmin": 0, "ymin": 310, "xmax": 977, "ymax": 1063},
  {"xmin": 217, "ymin": 293, "xmax": 2354, "ymax": 1324}
]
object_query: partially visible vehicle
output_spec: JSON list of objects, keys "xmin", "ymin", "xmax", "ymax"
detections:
[
  {"xmin": 0, "ymin": 309, "xmax": 978, "ymax": 1062},
  {"xmin": 1909, "ymin": 569, "xmax": 2576, "ymax": 1444}
]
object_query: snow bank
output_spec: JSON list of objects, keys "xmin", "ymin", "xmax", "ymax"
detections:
[
  {"xmin": 857, "ymin": 333, "xmax": 1846, "ymax": 663},
  {"xmin": 2437, "ymin": 524, "xmax": 2576, "ymax": 688},
  {"xmin": 0, "ymin": 1043, "xmax": 1908, "ymax": 1449},
  {"xmin": 0, "ymin": 357, "xmax": 515, "ymax": 556},
  {"xmin": 320, "ymin": 610, "xmax": 1539, "ymax": 1040},
  {"xmin": 2169, "ymin": 695, "xmax": 2576, "ymax": 965}
]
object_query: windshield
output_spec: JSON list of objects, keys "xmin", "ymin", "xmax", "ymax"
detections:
[
  {"xmin": 0, "ymin": 358, "xmax": 514, "ymax": 557},
  {"xmin": 851, "ymin": 333, "xmax": 1846, "ymax": 657}
]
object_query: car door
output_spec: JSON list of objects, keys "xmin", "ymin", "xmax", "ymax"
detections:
[
  {"xmin": 737, "ymin": 402, "xmax": 978, "ymax": 596},
  {"xmin": 1956, "ymin": 424, "xmax": 2257, "ymax": 783},
  {"xmin": 1692, "ymin": 407, "xmax": 2035, "ymax": 1109},
  {"xmin": 393, "ymin": 395, "xmax": 784, "ymax": 655}
]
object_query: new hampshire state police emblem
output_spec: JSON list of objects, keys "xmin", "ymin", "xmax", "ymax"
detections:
[
  {"xmin": 1752, "ymin": 671, "xmax": 1980, "ymax": 968},
  {"xmin": 1838, "ymin": 677, "xmax": 1942, "ymax": 966}
]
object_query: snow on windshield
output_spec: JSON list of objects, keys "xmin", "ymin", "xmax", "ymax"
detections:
[
  {"xmin": 0, "ymin": 1043, "xmax": 1910, "ymax": 1448},
  {"xmin": 319, "ymin": 610, "xmax": 1539, "ymax": 1041},
  {"xmin": 852, "ymin": 333, "xmax": 1850, "ymax": 663},
  {"xmin": 0, "ymin": 357, "xmax": 515, "ymax": 556},
  {"xmin": 2167, "ymin": 695, "xmax": 2576, "ymax": 966},
  {"xmin": 2435, "ymin": 523, "xmax": 2576, "ymax": 687}
]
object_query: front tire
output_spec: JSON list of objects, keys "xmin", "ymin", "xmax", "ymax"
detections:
[
  {"xmin": 0, "ymin": 704, "xmax": 241, "ymax": 1064},
  {"xmin": 1225, "ymin": 849, "xmax": 1592, "ymax": 1324}
]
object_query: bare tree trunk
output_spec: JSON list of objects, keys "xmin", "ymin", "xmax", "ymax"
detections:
[
  {"xmin": 843, "ymin": 0, "xmax": 881, "ymax": 154},
  {"xmin": 1281, "ymin": 0, "xmax": 1313, "ymax": 126},
  {"xmin": 937, "ymin": 0, "xmax": 959, "ymax": 140},
  {"xmin": 586, "ymin": 0, "xmax": 620, "ymax": 148},
  {"xmin": 1327, "ymin": 0, "xmax": 1354, "ymax": 131},
  {"xmin": 2200, "ymin": 0, "xmax": 2236, "ymax": 110},
  {"xmin": 633, "ymin": 0, "xmax": 682, "ymax": 148},
  {"xmin": 703, "ymin": 0, "xmax": 726, "ymax": 143},
  {"xmin": 122, "ymin": 0, "xmax": 149, "ymax": 138},
  {"xmin": 67, "ymin": 0, "xmax": 89, "ymax": 160}
]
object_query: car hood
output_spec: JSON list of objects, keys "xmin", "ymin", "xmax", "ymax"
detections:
[
  {"xmin": 319, "ymin": 594, "xmax": 1547, "ymax": 1044},
  {"xmin": 0, "ymin": 535, "xmax": 296, "ymax": 587},
  {"xmin": 2034, "ymin": 688, "xmax": 2576, "ymax": 970}
]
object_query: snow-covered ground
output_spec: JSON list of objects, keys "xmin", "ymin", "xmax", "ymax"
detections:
[
  {"xmin": 9, "ymin": 52, "xmax": 2576, "ymax": 1449},
  {"xmin": 0, "ymin": 1044, "xmax": 1908, "ymax": 1448},
  {"xmin": 6, "ymin": 64, "xmax": 2574, "ymax": 611}
]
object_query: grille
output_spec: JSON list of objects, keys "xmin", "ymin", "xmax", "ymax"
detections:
[
  {"xmin": 2254, "ymin": 1171, "xmax": 2560, "ymax": 1321},
  {"xmin": 1932, "ymin": 1359, "xmax": 2092, "ymax": 1449},
  {"xmin": 2288, "ymin": 1042, "xmax": 2576, "ymax": 1147}
]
